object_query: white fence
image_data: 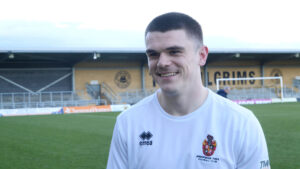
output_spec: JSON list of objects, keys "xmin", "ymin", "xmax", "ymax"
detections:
[{"xmin": 0, "ymin": 91, "xmax": 104, "ymax": 109}]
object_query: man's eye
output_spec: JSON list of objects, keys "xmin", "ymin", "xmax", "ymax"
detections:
[
  {"xmin": 148, "ymin": 52, "xmax": 160, "ymax": 58},
  {"xmin": 169, "ymin": 50, "xmax": 180, "ymax": 55}
]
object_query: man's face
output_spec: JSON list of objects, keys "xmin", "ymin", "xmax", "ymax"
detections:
[{"xmin": 145, "ymin": 29, "xmax": 207, "ymax": 95}]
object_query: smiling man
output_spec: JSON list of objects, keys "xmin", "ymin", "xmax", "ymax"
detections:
[{"xmin": 106, "ymin": 12, "xmax": 270, "ymax": 169}]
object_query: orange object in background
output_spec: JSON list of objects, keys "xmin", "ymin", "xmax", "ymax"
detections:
[{"xmin": 63, "ymin": 105, "xmax": 112, "ymax": 114}]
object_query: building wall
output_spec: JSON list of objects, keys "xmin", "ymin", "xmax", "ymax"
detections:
[
  {"xmin": 74, "ymin": 69, "xmax": 140, "ymax": 93},
  {"xmin": 204, "ymin": 60, "xmax": 300, "ymax": 90},
  {"xmin": 264, "ymin": 66, "xmax": 300, "ymax": 87},
  {"xmin": 144, "ymin": 65, "xmax": 160, "ymax": 90},
  {"xmin": 74, "ymin": 59, "xmax": 300, "ymax": 94},
  {"xmin": 204, "ymin": 66, "xmax": 261, "ymax": 88}
]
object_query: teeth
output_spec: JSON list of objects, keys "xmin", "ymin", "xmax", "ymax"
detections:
[{"xmin": 160, "ymin": 72, "xmax": 176, "ymax": 77}]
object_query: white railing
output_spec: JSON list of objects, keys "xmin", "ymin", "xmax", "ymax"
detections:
[
  {"xmin": 216, "ymin": 76, "xmax": 284, "ymax": 101},
  {"xmin": 0, "ymin": 91, "xmax": 105, "ymax": 109},
  {"xmin": 211, "ymin": 84, "xmax": 300, "ymax": 100},
  {"xmin": 119, "ymin": 89, "xmax": 156, "ymax": 104}
]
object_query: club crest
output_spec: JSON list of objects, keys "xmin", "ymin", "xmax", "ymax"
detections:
[{"xmin": 202, "ymin": 134, "xmax": 217, "ymax": 156}]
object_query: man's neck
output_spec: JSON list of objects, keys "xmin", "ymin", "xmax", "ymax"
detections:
[{"xmin": 158, "ymin": 86, "xmax": 208, "ymax": 116}]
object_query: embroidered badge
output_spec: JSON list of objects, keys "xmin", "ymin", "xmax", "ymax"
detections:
[{"xmin": 202, "ymin": 134, "xmax": 217, "ymax": 156}]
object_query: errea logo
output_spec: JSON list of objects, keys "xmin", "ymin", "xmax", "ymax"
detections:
[{"xmin": 139, "ymin": 131, "xmax": 153, "ymax": 146}]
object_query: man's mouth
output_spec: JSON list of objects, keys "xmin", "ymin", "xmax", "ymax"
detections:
[{"xmin": 157, "ymin": 72, "xmax": 178, "ymax": 77}]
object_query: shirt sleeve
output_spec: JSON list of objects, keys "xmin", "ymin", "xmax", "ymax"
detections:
[
  {"xmin": 236, "ymin": 112, "xmax": 270, "ymax": 169},
  {"xmin": 106, "ymin": 117, "xmax": 128, "ymax": 169}
]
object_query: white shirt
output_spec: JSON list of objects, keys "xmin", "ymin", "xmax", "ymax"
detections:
[{"xmin": 106, "ymin": 89, "xmax": 270, "ymax": 169}]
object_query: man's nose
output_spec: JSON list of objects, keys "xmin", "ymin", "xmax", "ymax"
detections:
[{"xmin": 157, "ymin": 53, "xmax": 171, "ymax": 67}]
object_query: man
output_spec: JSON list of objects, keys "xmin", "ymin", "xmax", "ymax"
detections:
[
  {"xmin": 217, "ymin": 86, "xmax": 230, "ymax": 98},
  {"xmin": 107, "ymin": 12, "xmax": 270, "ymax": 169}
]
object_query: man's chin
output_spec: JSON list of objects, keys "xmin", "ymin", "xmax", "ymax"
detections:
[{"xmin": 160, "ymin": 87, "xmax": 179, "ymax": 97}]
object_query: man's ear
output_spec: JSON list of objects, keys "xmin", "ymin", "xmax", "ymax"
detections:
[{"xmin": 199, "ymin": 46, "xmax": 208, "ymax": 66}]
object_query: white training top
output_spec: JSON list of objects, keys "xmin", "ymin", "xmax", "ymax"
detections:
[{"xmin": 106, "ymin": 89, "xmax": 270, "ymax": 169}]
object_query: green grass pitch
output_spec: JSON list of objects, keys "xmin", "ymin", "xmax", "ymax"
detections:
[
  {"xmin": 244, "ymin": 103, "xmax": 300, "ymax": 169},
  {"xmin": 0, "ymin": 103, "xmax": 299, "ymax": 169}
]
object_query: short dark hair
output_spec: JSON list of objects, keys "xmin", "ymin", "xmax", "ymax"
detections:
[{"xmin": 145, "ymin": 12, "xmax": 203, "ymax": 44}]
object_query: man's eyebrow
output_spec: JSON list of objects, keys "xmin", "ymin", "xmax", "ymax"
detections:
[
  {"xmin": 145, "ymin": 49, "xmax": 157, "ymax": 54},
  {"xmin": 166, "ymin": 46, "xmax": 184, "ymax": 51},
  {"xmin": 146, "ymin": 46, "xmax": 184, "ymax": 54}
]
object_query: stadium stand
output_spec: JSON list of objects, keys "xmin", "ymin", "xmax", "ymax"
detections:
[
  {"xmin": 0, "ymin": 50, "xmax": 299, "ymax": 107},
  {"xmin": 293, "ymin": 77, "xmax": 300, "ymax": 90},
  {"xmin": 0, "ymin": 69, "xmax": 72, "ymax": 92},
  {"xmin": 86, "ymin": 83, "xmax": 101, "ymax": 100},
  {"xmin": 0, "ymin": 77, "xmax": 25, "ymax": 93},
  {"xmin": 119, "ymin": 89, "xmax": 156, "ymax": 105},
  {"xmin": 0, "ymin": 91, "xmax": 102, "ymax": 109},
  {"xmin": 226, "ymin": 87, "xmax": 278, "ymax": 100},
  {"xmin": 100, "ymin": 82, "xmax": 121, "ymax": 104},
  {"xmin": 219, "ymin": 85, "xmax": 300, "ymax": 101},
  {"xmin": 0, "ymin": 68, "xmax": 103, "ymax": 109}
]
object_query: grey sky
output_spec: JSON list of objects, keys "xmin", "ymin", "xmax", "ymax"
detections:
[{"xmin": 1, "ymin": 0, "xmax": 300, "ymax": 51}]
